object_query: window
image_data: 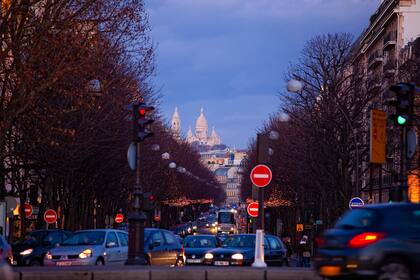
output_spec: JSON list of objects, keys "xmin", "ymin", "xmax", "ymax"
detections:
[
  {"xmin": 117, "ymin": 232, "xmax": 128, "ymax": 247},
  {"xmin": 106, "ymin": 232, "xmax": 119, "ymax": 247},
  {"xmin": 163, "ymin": 231, "xmax": 176, "ymax": 245},
  {"xmin": 151, "ymin": 231, "xmax": 163, "ymax": 245},
  {"xmin": 45, "ymin": 232, "xmax": 64, "ymax": 245},
  {"xmin": 267, "ymin": 236, "xmax": 282, "ymax": 250}
]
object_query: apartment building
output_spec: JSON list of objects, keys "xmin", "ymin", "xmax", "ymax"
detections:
[{"xmin": 352, "ymin": 0, "xmax": 420, "ymax": 203}]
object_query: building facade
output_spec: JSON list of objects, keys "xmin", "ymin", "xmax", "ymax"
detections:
[{"xmin": 352, "ymin": 0, "xmax": 420, "ymax": 202}]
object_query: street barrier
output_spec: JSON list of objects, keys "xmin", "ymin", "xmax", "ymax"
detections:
[{"xmin": 11, "ymin": 267, "xmax": 321, "ymax": 280}]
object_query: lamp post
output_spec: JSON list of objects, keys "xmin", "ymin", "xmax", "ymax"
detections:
[{"xmin": 286, "ymin": 79, "xmax": 360, "ymax": 195}]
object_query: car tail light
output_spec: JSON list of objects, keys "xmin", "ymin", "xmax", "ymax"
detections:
[
  {"xmin": 315, "ymin": 237, "xmax": 326, "ymax": 247},
  {"xmin": 349, "ymin": 232, "xmax": 385, "ymax": 248},
  {"xmin": 181, "ymin": 246, "xmax": 185, "ymax": 257}
]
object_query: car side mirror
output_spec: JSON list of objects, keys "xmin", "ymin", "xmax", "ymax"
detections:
[{"xmin": 106, "ymin": 241, "xmax": 116, "ymax": 248}]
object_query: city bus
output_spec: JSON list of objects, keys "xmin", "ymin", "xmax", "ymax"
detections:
[{"xmin": 216, "ymin": 208, "xmax": 238, "ymax": 234}]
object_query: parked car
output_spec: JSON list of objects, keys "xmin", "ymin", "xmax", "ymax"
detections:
[
  {"xmin": 44, "ymin": 229, "xmax": 128, "ymax": 266},
  {"xmin": 0, "ymin": 235, "xmax": 12, "ymax": 264},
  {"xmin": 12, "ymin": 229, "xmax": 71, "ymax": 266},
  {"xmin": 183, "ymin": 234, "xmax": 219, "ymax": 265},
  {"xmin": 144, "ymin": 228, "xmax": 184, "ymax": 266},
  {"xmin": 203, "ymin": 234, "xmax": 286, "ymax": 266},
  {"xmin": 314, "ymin": 203, "xmax": 420, "ymax": 280}
]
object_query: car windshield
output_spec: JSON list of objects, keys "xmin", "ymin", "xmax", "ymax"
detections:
[
  {"xmin": 22, "ymin": 231, "xmax": 45, "ymax": 245},
  {"xmin": 222, "ymin": 235, "xmax": 254, "ymax": 248},
  {"xmin": 335, "ymin": 209, "xmax": 378, "ymax": 229},
  {"xmin": 62, "ymin": 231, "xmax": 105, "ymax": 246},
  {"xmin": 218, "ymin": 212, "xmax": 234, "ymax": 224},
  {"xmin": 184, "ymin": 236, "xmax": 216, "ymax": 248}
]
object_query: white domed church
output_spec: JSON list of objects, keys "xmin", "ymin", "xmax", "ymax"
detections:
[{"xmin": 171, "ymin": 107, "xmax": 221, "ymax": 146}]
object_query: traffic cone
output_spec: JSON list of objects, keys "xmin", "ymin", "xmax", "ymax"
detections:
[{"xmin": 252, "ymin": 229, "xmax": 267, "ymax": 268}]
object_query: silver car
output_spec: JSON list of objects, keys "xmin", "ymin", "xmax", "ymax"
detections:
[{"xmin": 44, "ymin": 229, "xmax": 128, "ymax": 266}]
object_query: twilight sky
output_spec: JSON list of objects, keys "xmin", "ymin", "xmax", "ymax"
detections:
[{"xmin": 145, "ymin": 0, "xmax": 379, "ymax": 149}]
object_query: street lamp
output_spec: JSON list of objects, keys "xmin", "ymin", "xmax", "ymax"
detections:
[
  {"xmin": 286, "ymin": 79, "xmax": 360, "ymax": 195},
  {"xmin": 161, "ymin": 152, "xmax": 170, "ymax": 160},
  {"xmin": 151, "ymin": 144, "xmax": 160, "ymax": 151},
  {"xmin": 169, "ymin": 162, "xmax": 177, "ymax": 169}
]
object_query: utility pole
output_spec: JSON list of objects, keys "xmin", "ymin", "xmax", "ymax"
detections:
[{"xmin": 125, "ymin": 102, "xmax": 154, "ymax": 265}]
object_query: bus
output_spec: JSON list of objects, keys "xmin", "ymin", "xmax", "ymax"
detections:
[{"xmin": 216, "ymin": 208, "xmax": 238, "ymax": 234}]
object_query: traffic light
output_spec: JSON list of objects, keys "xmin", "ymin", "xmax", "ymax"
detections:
[
  {"xmin": 142, "ymin": 192, "xmax": 155, "ymax": 212},
  {"xmin": 388, "ymin": 83, "xmax": 415, "ymax": 126},
  {"xmin": 133, "ymin": 103, "xmax": 154, "ymax": 142}
]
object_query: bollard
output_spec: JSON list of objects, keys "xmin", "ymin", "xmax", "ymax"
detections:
[{"xmin": 252, "ymin": 229, "xmax": 267, "ymax": 268}]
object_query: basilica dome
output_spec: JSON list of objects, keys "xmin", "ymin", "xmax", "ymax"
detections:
[{"xmin": 195, "ymin": 108, "xmax": 208, "ymax": 131}]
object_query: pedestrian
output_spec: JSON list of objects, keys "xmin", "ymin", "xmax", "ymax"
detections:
[
  {"xmin": 282, "ymin": 236, "xmax": 293, "ymax": 267},
  {"xmin": 298, "ymin": 235, "xmax": 311, "ymax": 267}
]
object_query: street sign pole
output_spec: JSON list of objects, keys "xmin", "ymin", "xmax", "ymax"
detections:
[
  {"xmin": 256, "ymin": 134, "xmax": 269, "ymax": 232},
  {"xmin": 126, "ymin": 104, "xmax": 147, "ymax": 265}
]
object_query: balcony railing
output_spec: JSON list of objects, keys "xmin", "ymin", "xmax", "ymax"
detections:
[
  {"xmin": 383, "ymin": 31, "xmax": 397, "ymax": 50},
  {"xmin": 383, "ymin": 59, "xmax": 396, "ymax": 77},
  {"xmin": 368, "ymin": 50, "xmax": 383, "ymax": 68},
  {"xmin": 367, "ymin": 75, "xmax": 382, "ymax": 91}
]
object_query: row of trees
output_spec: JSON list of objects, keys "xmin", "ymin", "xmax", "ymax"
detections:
[
  {"xmin": 241, "ymin": 33, "xmax": 420, "ymax": 235},
  {"xmin": 0, "ymin": 0, "xmax": 221, "ymax": 235}
]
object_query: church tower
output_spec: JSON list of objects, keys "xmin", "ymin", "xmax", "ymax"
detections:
[{"xmin": 171, "ymin": 107, "xmax": 181, "ymax": 139}]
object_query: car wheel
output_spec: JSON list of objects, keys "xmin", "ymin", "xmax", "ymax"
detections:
[
  {"xmin": 378, "ymin": 259, "xmax": 411, "ymax": 280},
  {"xmin": 29, "ymin": 259, "xmax": 41, "ymax": 266},
  {"xmin": 175, "ymin": 257, "xmax": 184, "ymax": 267},
  {"xmin": 95, "ymin": 258, "xmax": 104, "ymax": 266}
]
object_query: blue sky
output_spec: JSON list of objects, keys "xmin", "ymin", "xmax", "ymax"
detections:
[{"xmin": 145, "ymin": 0, "xmax": 379, "ymax": 149}]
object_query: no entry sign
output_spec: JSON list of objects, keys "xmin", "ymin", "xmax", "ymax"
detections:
[
  {"xmin": 250, "ymin": 164, "xmax": 272, "ymax": 188},
  {"xmin": 44, "ymin": 209, "xmax": 57, "ymax": 224},
  {"xmin": 24, "ymin": 203, "xmax": 33, "ymax": 218},
  {"xmin": 115, "ymin": 213, "xmax": 124, "ymax": 223},
  {"xmin": 247, "ymin": 202, "xmax": 259, "ymax": 217}
]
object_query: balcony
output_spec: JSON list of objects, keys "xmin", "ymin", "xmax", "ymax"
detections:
[
  {"xmin": 383, "ymin": 60, "xmax": 396, "ymax": 77},
  {"xmin": 383, "ymin": 31, "xmax": 397, "ymax": 51},
  {"xmin": 367, "ymin": 75, "xmax": 382, "ymax": 91},
  {"xmin": 368, "ymin": 50, "xmax": 383, "ymax": 69}
]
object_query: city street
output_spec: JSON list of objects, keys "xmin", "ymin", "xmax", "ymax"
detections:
[{"xmin": 1, "ymin": 0, "xmax": 420, "ymax": 280}]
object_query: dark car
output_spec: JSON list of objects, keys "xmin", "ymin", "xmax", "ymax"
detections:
[
  {"xmin": 144, "ymin": 228, "xmax": 183, "ymax": 266},
  {"xmin": 0, "ymin": 235, "xmax": 12, "ymax": 264},
  {"xmin": 314, "ymin": 203, "xmax": 420, "ymax": 280},
  {"xmin": 203, "ymin": 234, "xmax": 286, "ymax": 266},
  {"xmin": 183, "ymin": 234, "xmax": 219, "ymax": 265},
  {"xmin": 12, "ymin": 229, "xmax": 71, "ymax": 266}
]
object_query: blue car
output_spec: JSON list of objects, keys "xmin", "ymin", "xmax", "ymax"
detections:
[
  {"xmin": 203, "ymin": 234, "xmax": 286, "ymax": 266},
  {"xmin": 183, "ymin": 234, "xmax": 219, "ymax": 265}
]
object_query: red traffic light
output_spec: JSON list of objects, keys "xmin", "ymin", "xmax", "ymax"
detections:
[
  {"xmin": 149, "ymin": 195, "xmax": 155, "ymax": 201},
  {"xmin": 139, "ymin": 108, "xmax": 146, "ymax": 116}
]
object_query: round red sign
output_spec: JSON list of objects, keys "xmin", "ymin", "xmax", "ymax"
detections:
[
  {"xmin": 44, "ymin": 209, "xmax": 57, "ymax": 224},
  {"xmin": 115, "ymin": 214, "xmax": 124, "ymax": 223},
  {"xmin": 247, "ymin": 202, "xmax": 259, "ymax": 218},
  {"xmin": 250, "ymin": 164, "xmax": 272, "ymax": 188},
  {"xmin": 24, "ymin": 203, "xmax": 33, "ymax": 218}
]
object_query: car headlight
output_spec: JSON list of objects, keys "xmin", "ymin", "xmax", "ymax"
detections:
[
  {"xmin": 231, "ymin": 253, "xmax": 243, "ymax": 260},
  {"xmin": 230, "ymin": 227, "xmax": 234, "ymax": 231},
  {"xmin": 45, "ymin": 252, "xmax": 52, "ymax": 260},
  {"xmin": 78, "ymin": 249, "xmax": 92, "ymax": 259},
  {"xmin": 212, "ymin": 223, "xmax": 216, "ymax": 227},
  {"xmin": 217, "ymin": 226, "xmax": 221, "ymax": 230},
  {"xmin": 19, "ymin": 248, "xmax": 33, "ymax": 256},
  {"xmin": 204, "ymin": 253, "xmax": 214, "ymax": 259},
  {"xmin": 206, "ymin": 223, "xmax": 209, "ymax": 227},
  {"xmin": 193, "ymin": 226, "xmax": 197, "ymax": 230}
]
